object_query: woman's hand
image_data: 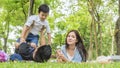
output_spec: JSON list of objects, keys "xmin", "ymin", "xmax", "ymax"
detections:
[
  {"xmin": 56, "ymin": 50, "xmax": 69, "ymax": 62},
  {"xmin": 59, "ymin": 54, "xmax": 68, "ymax": 62},
  {"xmin": 56, "ymin": 50, "xmax": 63, "ymax": 62}
]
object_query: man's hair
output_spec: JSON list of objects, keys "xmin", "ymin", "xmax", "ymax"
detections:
[
  {"xmin": 18, "ymin": 43, "xmax": 33, "ymax": 60},
  {"xmin": 38, "ymin": 4, "xmax": 49, "ymax": 13},
  {"xmin": 34, "ymin": 45, "xmax": 52, "ymax": 62}
]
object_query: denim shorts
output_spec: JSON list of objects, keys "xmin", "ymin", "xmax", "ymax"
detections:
[{"xmin": 16, "ymin": 33, "xmax": 39, "ymax": 46}]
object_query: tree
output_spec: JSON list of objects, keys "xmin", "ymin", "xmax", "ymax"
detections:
[
  {"xmin": 87, "ymin": 0, "xmax": 102, "ymax": 59},
  {"xmin": 115, "ymin": 0, "xmax": 120, "ymax": 55},
  {"xmin": 28, "ymin": 0, "xmax": 34, "ymax": 17}
]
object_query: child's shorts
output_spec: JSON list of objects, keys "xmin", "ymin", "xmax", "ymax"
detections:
[{"xmin": 16, "ymin": 33, "xmax": 39, "ymax": 46}]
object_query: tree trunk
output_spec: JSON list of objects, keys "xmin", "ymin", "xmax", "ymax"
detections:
[
  {"xmin": 21, "ymin": 1, "xmax": 27, "ymax": 21},
  {"xmin": 93, "ymin": 19, "xmax": 98, "ymax": 57},
  {"xmin": 88, "ymin": 21, "xmax": 93, "ymax": 60},
  {"xmin": 3, "ymin": 21, "xmax": 9, "ymax": 52},
  {"xmin": 28, "ymin": 0, "xmax": 34, "ymax": 17},
  {"xmin": 98, "ymin": 21, "xmax": 102, "ymax": 56},
  {"xmin": 3, "ymin": 38, "xmax": 7, "ymax": 52},
  {"xmin": 88, "ymin": 0, "xmax": 101, "ymax": 58},
  {"xmin": 115, "ymin": 17, "xmax": 120, "ymax": 55},
  {"xmin": 115, "ymin": 0, "xmax": 120, "ymax": 55}
]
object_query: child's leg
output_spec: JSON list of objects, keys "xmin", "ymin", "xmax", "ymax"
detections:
[
  {"xmin": 27, "ymin": 33, "xmax": 39, "ymax": 48},
  {"xmin": 14, "ymin": 38, "xmax": 21, "ymax": 53},
  {"xmin": 30, "ymin": 36, "xmax": 39, "ymax": 48},
  {"xmin": 14, "ymin": 42, "xmax": 20, "ymax": 49}
]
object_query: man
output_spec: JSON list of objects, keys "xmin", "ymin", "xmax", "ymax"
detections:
[{"xmin": 10, "ymin": 27, "xmax": 52, "ymax": 62}]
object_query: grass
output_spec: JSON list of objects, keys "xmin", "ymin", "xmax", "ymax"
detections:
[{"xmin": 0, "ymin": 62, "xmax": 120, "ymax": 68}]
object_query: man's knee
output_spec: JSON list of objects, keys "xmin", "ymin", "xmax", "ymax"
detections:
[{"xmin": 14, "ymin": 42, "xmax": 20, "ymax": 49}]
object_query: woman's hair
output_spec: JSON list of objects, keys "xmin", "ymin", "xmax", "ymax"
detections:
[{"xmin": 65, "ymin": 30, "xmax": 88, "ymax": 62}]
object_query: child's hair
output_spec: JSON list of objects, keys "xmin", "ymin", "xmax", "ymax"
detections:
[
  {"xmin": 33, "ymin": 45, "xmax": 52, "ymax": 62},
  {"xmin": 38, "ymin": 4, "xmax": 49, "ymax": 13}
]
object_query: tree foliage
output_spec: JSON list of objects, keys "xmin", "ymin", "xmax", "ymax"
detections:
[{"xmin": 0, "ymin": 0, "xmax": 118, "ymax": 60}]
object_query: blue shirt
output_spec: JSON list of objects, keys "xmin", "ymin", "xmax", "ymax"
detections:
[{"xmin": 61, "ymin": 45, "xmax": 82, "ymax": 62}]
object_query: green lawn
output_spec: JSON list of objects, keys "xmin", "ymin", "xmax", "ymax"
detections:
[{"xmin": 0, "ymin": 62, "xmax": 120, "ymax": 68}]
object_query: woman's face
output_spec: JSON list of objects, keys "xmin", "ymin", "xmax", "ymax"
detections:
[{"xmin": 67, "ymin": 32, "xmax": 78, "ymax": 46}]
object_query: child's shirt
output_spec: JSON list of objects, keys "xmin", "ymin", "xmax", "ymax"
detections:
[{"xmin": 25, "ymin": 15, "xmax": 51, "ymax": 35}]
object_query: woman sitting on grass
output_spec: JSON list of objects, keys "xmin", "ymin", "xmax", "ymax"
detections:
[{"xmin": 56, "ymin": 30, "xmax": 87, "ymax": 62}]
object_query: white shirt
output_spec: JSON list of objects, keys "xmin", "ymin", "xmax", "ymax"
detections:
[
  {"xmin": 25, "ymin": 15, "xmax": 51, "ymax": 35},
  {"xmin": 66, "ymin": 47, "xmax": 76, "ymax": 61},
  {"xmin": 67, "ymin": 52, "xmax": 74, "ymax": 61}
]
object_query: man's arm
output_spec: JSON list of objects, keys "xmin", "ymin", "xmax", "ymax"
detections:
[
  {"xmin": 40, "ymin": 28, "xmax": 46, "ymax": 45},
  {"xmin": 46, "ymin": 22, "xmax": 51, "ymax": 45},
  {"xmin": 47, "ymin": 33, "xmax": 51, "ymax": 45}
]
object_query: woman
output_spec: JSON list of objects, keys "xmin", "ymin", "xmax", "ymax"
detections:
[{"xmin": 56, "ymin": 30, "xmax": 87, "ymax": 62}]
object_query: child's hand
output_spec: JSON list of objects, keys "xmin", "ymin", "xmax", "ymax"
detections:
[{"xmin": 20, "ymin": 38, "xmax": 26, "ymax": 43}]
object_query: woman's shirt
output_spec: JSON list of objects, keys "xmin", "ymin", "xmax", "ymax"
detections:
[{"xmin": 61, "ymin": 45, "xmax": 82, "ymax": 62}]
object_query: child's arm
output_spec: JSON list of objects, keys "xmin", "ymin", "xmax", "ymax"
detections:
[
  {"xmin": 47, "ymin": 33, "xmax": 51, "ymax": 45},
  {"xmin": 20, "ymin": 25, "xmax": 30, "ymax": 43}
]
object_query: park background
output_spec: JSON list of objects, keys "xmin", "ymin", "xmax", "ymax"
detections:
[{"xmin": 0, "ymin": 0, "xmax": 120, "ymax": 68}]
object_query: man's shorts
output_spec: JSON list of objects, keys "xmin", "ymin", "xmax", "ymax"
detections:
[
  {"xmin": 10, "ymin": 53, "xmax": 23, "ymax": 61},
  {"xmin": 16, "ymin": 33, "xmax": 39, "ymax": 46}
]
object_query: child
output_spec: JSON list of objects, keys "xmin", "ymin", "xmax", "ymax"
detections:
[{"xmin": 15, "ymin": 4, "xmax": 51, "ymax": 50}]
